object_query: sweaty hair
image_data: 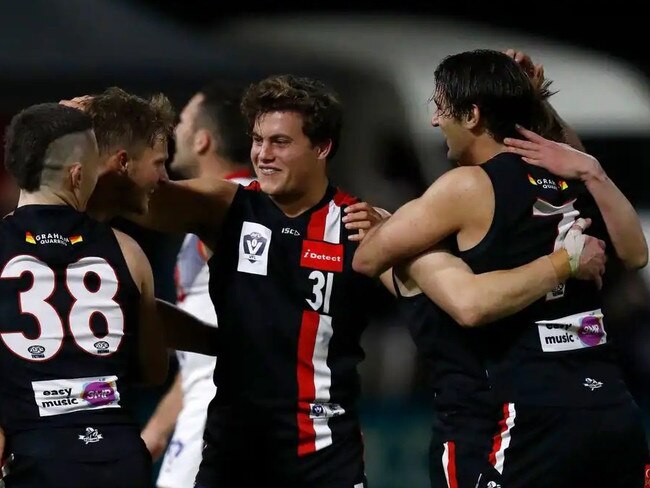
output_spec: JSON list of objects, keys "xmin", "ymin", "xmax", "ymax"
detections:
[
  {"xmin": 240, "ymin": 74, "xmax": 343, "ymax": 159},
  {"xmin": 85, "ymin": 87, "xmax": 175, "ymax": 156},
  {"xmin": 432, "ymin": 49, "xmax": 557, "ymax": 142},
  {"xmin": 4, "ymin": 103, "xmax": 94, "ymax": 191},
  {"xmin": 195, "ymin": 81, "xmax": 251, "ymax": 164}
]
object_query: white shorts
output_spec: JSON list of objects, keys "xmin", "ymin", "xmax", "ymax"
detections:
[{"xmin": 156, "ymin": 384, "xmax": 214, "ymax": 488}]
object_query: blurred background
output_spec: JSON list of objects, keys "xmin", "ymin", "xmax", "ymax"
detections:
[{"xmin": 1, "ymin": 2, "xmax": 649, "ymax": 486}]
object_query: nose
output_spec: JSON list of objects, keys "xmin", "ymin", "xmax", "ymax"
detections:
[
  {"xmin": 257, "ymin": 140, "xmax": 274, "ymax": 162},
  {"xmin": 158, "ymin": 164, "xmax": 169, "ymax": 184}
]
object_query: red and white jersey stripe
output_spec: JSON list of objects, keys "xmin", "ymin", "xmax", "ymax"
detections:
[
  {"xmin": 297, "ymin": 192, "xmax": 348, "ymax": 455},
  {"xmin": 489, "ymin": 402, "xmax": 517, "ymax": 474}
]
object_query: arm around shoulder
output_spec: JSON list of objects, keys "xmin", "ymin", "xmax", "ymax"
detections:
[
  {"xmin": 352, "ymin": 166, "xmax": 487, "ymax": 277},
  {"xmin": 406, "ymin": 247, "xmax": 569, "ymax": 327},
  {"xmin": 128, "ymin": 177, "xmax": 239, "ymax": 248}
]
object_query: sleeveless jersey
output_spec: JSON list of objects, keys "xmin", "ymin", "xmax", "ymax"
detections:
[
  {"xmin": 459, "ymin": 152, "xmax": 630, "ymax": 407},
  {"xmin": 392, "ymin": 268, "xmax": 493, "ymax": 421},
  {"xmin": 206, "ymin": 183, "xmax": 373, "ymax": 456},
  {"xmin": 0, "ymin": 205, "xmax": 141, "ymax": 436}
]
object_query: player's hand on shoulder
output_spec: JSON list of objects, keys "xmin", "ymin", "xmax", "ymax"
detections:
[
  {"xmin": 504, "ymin": 125, "xmax": 603, "ymax": 180},
  {"xmin": 564, "ymin": 218, "xmax": 607, "ymax": 289},
  {"xmin": 342, "ymin": 202, "xmax": 390, "ymax": 242}
]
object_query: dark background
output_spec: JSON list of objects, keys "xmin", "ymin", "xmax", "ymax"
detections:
[{"xmin": 134, "ymin": 3, "xmax": 648, "ymax": 78}]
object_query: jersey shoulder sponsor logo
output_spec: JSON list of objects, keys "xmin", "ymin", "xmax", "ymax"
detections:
[
  {"xmin": 24, "ymin": 232, "xmax": 83, "ymax": 246},
  {"xmin": 527, "ymin": 174, "xmax": 568, "ymax": 191}
]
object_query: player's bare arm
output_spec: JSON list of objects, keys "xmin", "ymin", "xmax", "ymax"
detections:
[
  {"xmin": 156, "ymin": 299, "xmax": 219, "ymax": 356},
  {"xmin": 114, "ymin": 229, "xmax": 169, "ymax": 385},
  {"xmin": 352, "ymin": 166, "xmax": 490, "ymax": 277},
  {"xmin": 141, "ymin": 372, "xmax": 183, "ymax": 462},
  {"xmin": 405, "ymin": 221, "xmax": 606, "ymax": 327},
  {"xmin": 130, "ymin": 177, "xmax": 239, "ymax": 251},
  {"xmin": 340, "ymin": 202, "xmax": 396, "ymax": 292},
  {"xmin": 505, "ymin": 126, "xmax": 648, "ymax": 269}
]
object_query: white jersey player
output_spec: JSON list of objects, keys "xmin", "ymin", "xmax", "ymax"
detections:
[
  {"xmin": 156, "ymin": 173, "xmax": 252, "ymax": 488},
  {"xmin": 139, "ymin": 82, "xmax": 254, "ymax": 488}
]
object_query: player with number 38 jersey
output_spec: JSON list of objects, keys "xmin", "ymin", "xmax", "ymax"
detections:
[
  {"xmin": 0, "ymin": 206, "xmax": 141, "ymax": 433},
  {"xmin": 0, "ymin": 102, "xmax": 167, "ymax": 488}
]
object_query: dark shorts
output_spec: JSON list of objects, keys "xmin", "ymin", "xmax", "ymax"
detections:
[
  {"xmin": 429, "ymin": 409, "xmax": 503, "ymax": 488},
  {"xmin": 488, "ymin": 400, "xmax": 648, "ymax": 488},
  {"xmin": 195, "ymin": 420, "xmax": 367, "ymax": 488},
  {"xmin": 2, "ymin": 425, "xmax": 152, "ymax": 488}
]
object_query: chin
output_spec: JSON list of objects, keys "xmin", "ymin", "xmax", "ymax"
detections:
[{"xmin": 258, "ymin": 178, "xmax": 283, "ymax": 196}]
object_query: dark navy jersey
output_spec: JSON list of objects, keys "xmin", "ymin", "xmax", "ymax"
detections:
[
  {"xmin": 459, "ymin": 153, "xmax": 631, "ymax": 407},
  {"xmin": 392, "ymin": 270, "xmax": 493, "ymax": 415},
  {"xmin": 207, "ymin": 183, "xmax": 373, "ymax": 457},
  {"xmin": 392, "ymin": 268, "xmax": 502, "ymax": 462},
  {"xmin": 0, "ymin": 205, "xmax": 141, "ymax": 436}
]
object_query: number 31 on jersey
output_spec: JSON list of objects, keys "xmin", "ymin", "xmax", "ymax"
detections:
[{"xmin": 307, "ymin": 270, "xmax": 334, "ymax": 314}]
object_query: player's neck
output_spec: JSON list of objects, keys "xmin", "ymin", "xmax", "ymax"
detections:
[
  {"xmin": 270, "ymin": 175, "xmax": 329, "ymax": 218},
  {"xmin": 17, "ymin": 188, "xmax": 82, "ymax": 211},
  {"xmin": 85, "ymin": 185, "xmax": 119, "ymax": 222},
  {"xmin": 468, "ymin": 137, "xmax": 506, "ymax": 165}
]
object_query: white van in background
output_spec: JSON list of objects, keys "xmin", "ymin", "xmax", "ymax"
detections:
[{"xmin": 213, "ymin": 15, "xmax": 650, "ymax": 212}]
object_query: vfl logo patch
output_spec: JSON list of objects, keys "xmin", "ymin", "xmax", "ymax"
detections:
[
  {"xmin": 243, "ymin": 232, "xmax": 268, "ymax": 262},
  {"xmin": 300, "ymin": 240, "xmax": 344, "ymax": 272},
  {"xmin": 237, "ymin": 221, "xmax": 272, "ymax": 276},
  {"xmin": 309, "ymin": 402, "xmax": 345, "ymax": 419}
]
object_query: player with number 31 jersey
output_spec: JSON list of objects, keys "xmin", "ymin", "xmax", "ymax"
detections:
[{"xmin": 202, "ymin": 181, "xmax": 373, "ymax": 485}]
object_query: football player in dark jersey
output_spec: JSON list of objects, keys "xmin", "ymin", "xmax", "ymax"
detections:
[
  {"xmin": 123, "ymin": 72, "xmax": 606, "ymax": 488},
  {"xmin": 0, "ymin": 103, "xmax": 167, "ymax": 487},
  {"xmin": 354, "ymin": 49, "xmax": 648, "ymax": 488}
]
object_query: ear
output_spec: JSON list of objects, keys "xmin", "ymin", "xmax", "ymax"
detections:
[
  {"xmin": 69, "ymin": 163, "xmax": 83, "ymax": 190},
  {"xmin": 464, "ymin": 104, "xmax": 481, "ymax": 130},
  {"xmin": 104, "ymin": 149, "xmax": 129, "ymax": 174},
  {"xmin": 315, "ymin": 139, "xmax": 333, "ymax": 161},
  {"xmin": 193, "ymin": 129, "xmax": 211, "ymax": 155}
]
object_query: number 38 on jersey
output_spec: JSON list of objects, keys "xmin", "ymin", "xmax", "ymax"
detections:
[{"xmin": 0, "ymin": 255, "xmax": 124, "ymax": 362}]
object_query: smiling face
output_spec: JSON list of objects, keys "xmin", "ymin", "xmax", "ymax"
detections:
[
  {"xmin": 430, "ymin": 92, "xmax": 477, "ymax": 166},
  {"xmin": 124, "ymin": 138, "xmax": 169, "ymax": 214},
  {"xmin": 250, "ymin": 111, "xmax": 328, "ymax": 200}
]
